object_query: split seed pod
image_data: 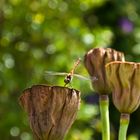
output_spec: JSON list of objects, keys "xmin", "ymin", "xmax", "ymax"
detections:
[
  {"xmin": 19, "ymin": 85, "xmax": 80, "ymax": 140},
  {"xmin": 106, "ymin": 61, "xmax": 140, "ymax": 113},
  {"xmin": 84, "ymin": 48, "xmax": 125, "ymax": 94}
]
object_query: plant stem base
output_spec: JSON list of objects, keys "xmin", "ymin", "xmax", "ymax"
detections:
[
  {"xmin": 99, "ymin": 95, "xmax": 110, "ymax": 140},
  {"xmin": 119, "ymin": 113, "xmax": 130, "ymax": 140}
]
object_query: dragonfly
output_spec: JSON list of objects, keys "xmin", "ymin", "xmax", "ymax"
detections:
[{"xmin": 45, "ymin": 58, "xmax": 98, "ymax": 87}]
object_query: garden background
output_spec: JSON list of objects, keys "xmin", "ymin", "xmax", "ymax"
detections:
[{"xmin": 0, "ymin": 0, "xmax": 140, "ymax": 140}]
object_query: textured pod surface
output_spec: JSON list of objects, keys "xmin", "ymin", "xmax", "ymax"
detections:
[
  {"xmin": 19, "ymin": 85, "xmax": 80, "ymax": 140},
  {"xmin": 106, "ymin": 61, "xmax": 140, "ymax": 113},
  {"xmin": 84, "ymin": 48, "xmax": 125, "ymax": 94}
]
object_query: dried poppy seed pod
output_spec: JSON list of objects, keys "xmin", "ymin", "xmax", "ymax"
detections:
[
  {"xmin": 84, "ymin": 48, "xmax": 125, "ymax": 94},
  {"xmin": 19, "ymin": 85, "xmax": 80, "ymax": 140},
  {"xmin": 106, "ymin": 61, "xmax": 140, "ymax": 113}
]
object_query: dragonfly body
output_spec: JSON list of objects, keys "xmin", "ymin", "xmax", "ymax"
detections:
[
  {"xmin": 64, "ymin": 73, "xmax": 73, "ymax": 86},
  {"xmin": 63, "ymin": 58, "xmax": 81, "ymax": 86},
  {"xmin": 45, "ymin": 58, "xmax": 89, "ymax": 86}
]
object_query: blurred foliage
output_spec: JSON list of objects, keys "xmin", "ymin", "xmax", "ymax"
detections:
[{"xmin": 1, "ymin": 0, "xmax": 140, "ymax": 140}]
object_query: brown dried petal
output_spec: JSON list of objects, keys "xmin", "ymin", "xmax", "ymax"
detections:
[
  {"xmin": 19, "ymin": 85, "xmax": 80, "ymax": 140},
  {"xmin": 84, "ymin": 48, "xmax": 124, "ymax": 94},
  {"xmin": 106, "ymin": 61, "xmax": 140, "ymax": 113}
]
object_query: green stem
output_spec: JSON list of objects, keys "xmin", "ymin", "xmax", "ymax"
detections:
[
  {"xmin": 119, "ymin": 113, "xmax": 130, "ymax": 140},
  {"xmin": 99, "ymin": 95, "xmax": 110, "ymax": 140}
]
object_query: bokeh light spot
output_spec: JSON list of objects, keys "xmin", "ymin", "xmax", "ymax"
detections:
[
  {"xmin": 119, "ymin": 18, "xmax": 134, "ymax": 33},
  {"xmin": 48, "ymin": 0, "xmax": 58, "ymax": 9},
  {"xmin": 82, "ymin": 33, "xmax": 95, "ymax": 45},
  {"xmin": 46, "ymin": 44, "xmax": 56, "ymax": 54},
  {"xmin": 33, "ymin": 13, "xmax": 45, "ymax": 24},
  {"xmin": 58, "ymin": 2, "xmax": 68, "ymax": 12},
  {"xmin": 3, "ymin": 54, "xmax": 15, "ymax": 69},
  {"xmin": 15, "ymin": 42, "xmax": 29, "ymax": 52},
  {"xmin": 10, "ymin": 126, "xmax": 20, "ymax": 137},
  {"xmin": 20, "ymin": 132, "xmax": 32, "ymax": 140}
]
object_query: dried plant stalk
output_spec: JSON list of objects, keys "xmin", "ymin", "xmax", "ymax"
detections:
[{"xmin": 19, "ymin": 85, "xmax": 80, "ymax": 140}]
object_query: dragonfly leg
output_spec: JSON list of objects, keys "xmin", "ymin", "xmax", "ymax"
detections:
[
  {"xmin": 64, "ymin": 83, "xmax": 68, "ymax": 87},
  {"xmin": 64, "ymin": 83, "xmax": 72, "ymax": 88}
]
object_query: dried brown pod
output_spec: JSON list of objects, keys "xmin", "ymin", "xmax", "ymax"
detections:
[
  {"xmin": 19, "ymin": 85, "xmax": 80, "ymax": 140},
  {"xmin": 106, "ymin": 61, "xmax": 140, "ymax": 113},
  {"xmin": 84, "ymin": 48, "xmax": 125, "ymax": 94}
]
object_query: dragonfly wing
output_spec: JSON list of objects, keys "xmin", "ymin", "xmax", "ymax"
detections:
[
  {"xmin": 73, "ymin": 74, "xmax": 90, "ymax": 81},
  {"xmin": 73, "ymin": 74, "xmax": 98, "ymax": 82},
  {"xmin": 44, "ymin": 71, "xmax": 98, "ymax": 82},
  {"xmin": 44, "ymin": 71, "xmax": 68, "ymax": 76}
]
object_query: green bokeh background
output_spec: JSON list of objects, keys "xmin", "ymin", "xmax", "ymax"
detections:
[{"xmin": 0, "ymin": 0, "xmax": 140, "ymax": 140}]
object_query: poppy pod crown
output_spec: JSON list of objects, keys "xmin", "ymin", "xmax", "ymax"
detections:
[
  {"xmin": 84, "ymin": 48, "xmax": 125, "ymax": 94},
  {"xmin": 106, "ymin": 61, "xmax": 140, "ymax": 113},
  {"xmin": 19, "ymin": 85, "xmax": 80, "ymax": 140}
]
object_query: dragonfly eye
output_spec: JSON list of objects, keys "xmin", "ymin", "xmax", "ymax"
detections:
[
  {"xmin": 64, "ymin": 79, "xmax": 70, "ymax": 84},
  {"xmin": 64, "ymin": 76, "xmax": 72, "ymax": 84}
]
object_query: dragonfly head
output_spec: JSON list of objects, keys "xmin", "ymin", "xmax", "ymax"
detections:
[{"xmin": 64, "ymin": 75, "xmax": 72, "ymax": 85}]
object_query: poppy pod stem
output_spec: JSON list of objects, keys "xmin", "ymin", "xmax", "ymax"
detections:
[
  {"xmin": 99, "ymin": 95, "xmax": 110, "ymax": 140},
  {"xmin": 119, "ymin": 113, "xmax": 130, "ymax": 140}
]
